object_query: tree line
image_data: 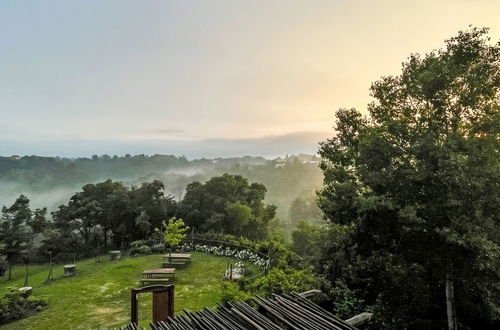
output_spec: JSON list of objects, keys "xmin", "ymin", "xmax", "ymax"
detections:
[
  {"xmin": 0, "ymin": 174, "xmax": 276, "ymax": 278},
  {"xmin": 0, "ymin": 153, "xmax": 322, "ymax": 226}
]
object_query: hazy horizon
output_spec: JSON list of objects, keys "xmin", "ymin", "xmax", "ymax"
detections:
[{"xmin": 0, "ymin": 131, "xmax": 329, "ymax": 159}]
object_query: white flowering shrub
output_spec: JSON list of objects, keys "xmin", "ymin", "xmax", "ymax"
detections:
[
  {"xmin": 179, "ymin": 242, "xmax": 269, "ymax": 269},
  {"xmin": 225, "ymin": 261, "xmax": 246, "ymax": 279}
]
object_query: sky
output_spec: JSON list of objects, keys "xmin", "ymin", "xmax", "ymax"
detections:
[{"xmin": 0, "ymin": 0, "xmax": 498, "ymax": 158}]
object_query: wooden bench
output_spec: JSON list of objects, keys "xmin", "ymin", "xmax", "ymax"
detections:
[
  {"xmin": 163, "ymin": 253, "xmax": 192, "ymax": 262},
  {"xmin": 162, "ymin": 261, "xmax": 186, "ymax": 268},
  {"xmin": 140, "ymin": 278, "xmax": 170, "ymax": 286},
  {"xmin": 143, "ymin": 268, "xmax": 175, "ymax": 279}
]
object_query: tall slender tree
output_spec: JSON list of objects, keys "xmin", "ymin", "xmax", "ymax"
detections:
[{"xmin": 0, "ymin": 195, "xmax": 31, "ymax": 280}]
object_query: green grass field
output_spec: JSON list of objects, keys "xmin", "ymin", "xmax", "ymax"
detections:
[{"xmin": 0, "ymin": 252, "xmax": 254, "ymax": 329}]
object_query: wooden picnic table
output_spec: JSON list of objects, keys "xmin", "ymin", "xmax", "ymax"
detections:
[
  {"xmin": 143, "ymin": 268, "xmax": 176, "ymax": 279},
  {"xmin": 162, "ymin": 253, "xmax": 192, "ymax": 260}
]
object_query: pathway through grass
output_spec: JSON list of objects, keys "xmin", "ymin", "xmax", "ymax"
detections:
[{"xmin": 0, "ymin": 252, "xmax": 254, "ymax": 329}]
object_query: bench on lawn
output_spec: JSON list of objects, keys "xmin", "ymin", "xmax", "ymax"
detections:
[
  {"xmin": 162, "ymin": 261, "xmax": 186, "ymax": 268},
  {"xmin": 140, "ymin": 278, "xmax": 170, "ymax": 286},
  {"xmin": 163, "ymin": 253, "xmax": 192, "ymax": 262},
  {"xmin": 143, "ymin": 268, "xmax": 176, "ymax": 279}
]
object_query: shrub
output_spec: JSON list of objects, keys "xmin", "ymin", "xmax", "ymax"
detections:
[
  {"xmin": 151, "ymin": 243, "xmax": 164, "ymax": 253},
  {"xmin": 246, "ymin": 266, "xmax": 318, "ymax": 297},
  {"xmin": 129, "ymin": 240, "xmax": 153, "ymax": 255},
  {"xmin": 221, "ymin": 282, "xmax": 252, "ymax": 304},
  {"xmin": 0, "ymin": 289, "xmax": 47, "ymax": 324}
]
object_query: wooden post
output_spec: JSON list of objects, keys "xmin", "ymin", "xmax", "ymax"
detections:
[
  {"xmin": 23, "ymin": 263, "xmax": 29, "ymax": 287},
  {"xmin": 47, "ymin": 251, "xmax": 53, "ymax": 281},
  {"xmin": 446, "ymin": 272, "xmax": 457, "ymax": 330},
  {"xmin": 131, "ymin": 285, "xmax": 174, "ymax": 325},
  {"xmin": 23, "ymin": 242, "xmax": 30, "ymax": 287},
  {"xmin": 152, "ymin": 290, "xmax": 168, "ymax": 323},
  {"xmin": 167, "ymin": 285, "xmax": 174, "ymax": 317},
  {"xmin": 131, "ymin": 290, "xmax": 138, "ymax": 325}
]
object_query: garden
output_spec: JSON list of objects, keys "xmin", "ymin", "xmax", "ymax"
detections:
[{"xmin": 0, "ymin": 252, "xmax": 258, "ymax": 329}]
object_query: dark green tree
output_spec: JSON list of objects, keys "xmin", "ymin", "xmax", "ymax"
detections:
[
  {"xmin": 135, "ymin": 210, "xmax": 151, "ymax": 236},
  {"xmin": 0, "ymin": 195, "xmax": 31, "ymax": 280},
  {"xmin": 27, "ymin": 207, "xmax": 48, "ymax": 234},
  {"xmin": 318, "ymin": 27, "xmax": 499, "ymax": 329},
  {"xmin": 178, "ymin": 174, "xmax": 276, "ymax": 239},
  {"xmin": 129, "ymin": 180, "xmax": 176, "ymax": 231},
  {"xmin": 291, "ymin": 220, "xmax": 324, "ymax": 266},
  {"xmin": 288, "ymin": 195, "xmax": 323, "ymax": 228}
]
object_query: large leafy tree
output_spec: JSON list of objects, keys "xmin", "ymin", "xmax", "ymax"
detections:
[
  {"xmin": 318, "ymin": 27, "xmax": 499, "ymax": 329},
  {"xmin": 178, "ymin": 174, "xmax": 276, "ymax": 239},
  {"xmin": 51, "ymin": 179, "xmax": 178, "ymax": 254}
]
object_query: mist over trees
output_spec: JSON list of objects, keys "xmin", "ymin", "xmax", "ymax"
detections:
[{"xmin": 0, "ymin": 154, "xmax": 322, "ymax": 227}]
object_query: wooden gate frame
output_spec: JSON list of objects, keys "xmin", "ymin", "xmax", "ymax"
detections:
[{"xmin": 131, "ymin": 285, "xmax": 174, "ymax": 324}]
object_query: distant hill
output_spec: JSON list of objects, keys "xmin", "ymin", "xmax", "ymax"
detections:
[{"xmin": 0, "ymin": 154, "xmax": 323, "ymax": 227}]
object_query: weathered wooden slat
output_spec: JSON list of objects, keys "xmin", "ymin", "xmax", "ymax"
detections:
[{"xmin": 151, "ymin": 291, "xmax": 370, "ymax": 330}]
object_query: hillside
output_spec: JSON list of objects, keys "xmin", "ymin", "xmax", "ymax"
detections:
[{"xmin": 0, "ymin": 154, "xmax": 324, "ymax": 226}]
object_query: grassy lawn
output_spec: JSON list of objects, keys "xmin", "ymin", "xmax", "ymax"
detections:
[{"xmin": 0, "ymin": 252, "xmax": 256, "ymax": 329}]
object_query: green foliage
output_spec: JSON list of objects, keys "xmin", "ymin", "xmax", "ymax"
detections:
[
  {"xmin": 136, "ymin": 245, "xmax": 152, "ymax": 255},
  {"xmin": 129, "ymin": 240, "xmax": 153, "ymax": 255},
  {"xmin": 0, "ymin": 195, "xmax": 31, "ymax": 279},
  {"xmin": 178, "ymin": 174, "xmax": 276, "ymax": 239},
  {"xmin": 225, "ymin": 202, "xmax": 252, "ymax": 234},
  {"xmin": 27, "ymin": 208, "xmax": 48, "ymax": 234},
  {"xmin": 49, "ymin": 179, "xmax": 177, "ymax": 257},
  {"xmin": 247, "ymin": 267, "xmax": 318, "ymax": 297},
  {"xmin": 134, "ymin": 211, "xmax": 151, "ymax": 235},
  {"xmin": 210, "ymin": 231, "xmax": 320, "ymax": 302},
  {"xmin": 221, "ymin": 282, "xmax": 253, "ymax": 304},
  {"xmin": 288, "ymin": 195, "xmax": 323, "ymax": 228},
  {"xmin": 317, "ymin": 280, "xmax": 367, "ymax": 321},
  {"xmin": 160, "ymin": 217, "xmax": 189, "ymax": 249},
  {"xmin": 292, "ymin": 221, "xmax": 323, "ymax": 259},
  {"xmin": 0, "ymin": 289, "xmax": 47, "ymax": 324},
  {"xmin": 318, "ymin": 27, "xmax": 500, "ymax": 329}
]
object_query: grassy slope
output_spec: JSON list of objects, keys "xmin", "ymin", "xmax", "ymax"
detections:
[{"xmin": 0, "ymin": 252, "xmax": 253, "ymax": 329}]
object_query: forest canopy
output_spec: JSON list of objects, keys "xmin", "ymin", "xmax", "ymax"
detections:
[{"xmin": 318, "ymin": 27, "xmax": 499, "ymax": 329}]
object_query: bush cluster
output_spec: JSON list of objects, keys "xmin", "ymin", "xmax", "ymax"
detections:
[
  {"xmin": 129, "ymin": 240, "xmax": 164, "ymax": 255},
  {"xmin": 0, "ymin": 290, "xmax": 47, "ymax": 324}
]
